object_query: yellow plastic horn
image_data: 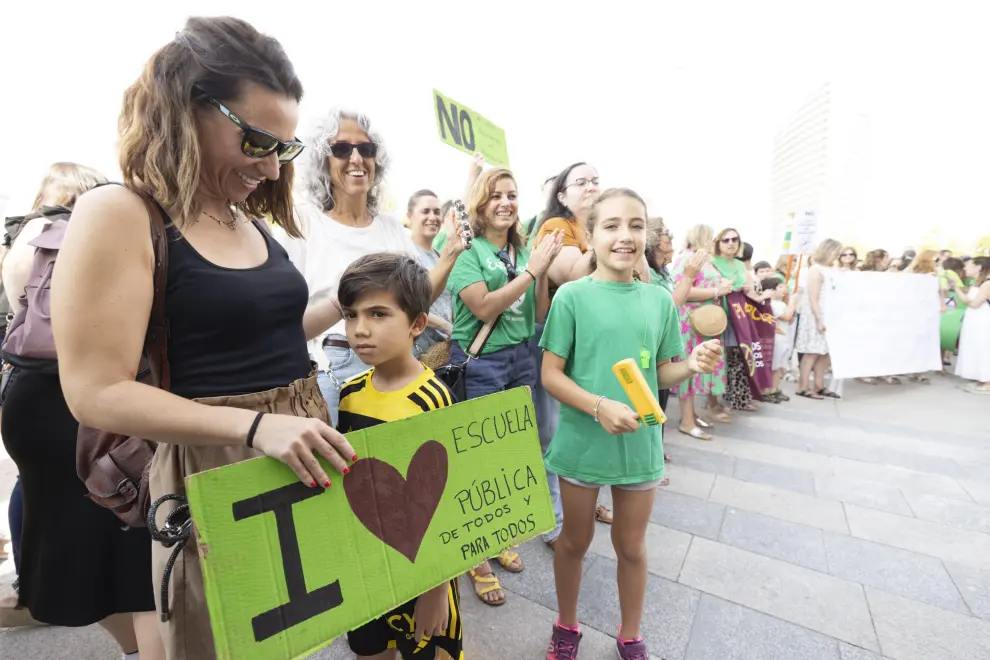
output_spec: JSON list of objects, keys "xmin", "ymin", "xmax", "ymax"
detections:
[{"xmin": 612, "ymin": 358, "xmax": 667, "ymax": 426}]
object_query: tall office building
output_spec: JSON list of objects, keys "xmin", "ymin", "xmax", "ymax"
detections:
[{"xmin": 769, "ymin": 84, "xmax": 872, "ymax": 256}]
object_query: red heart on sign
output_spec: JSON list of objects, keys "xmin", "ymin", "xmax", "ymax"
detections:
[{"xmin": 343, "ymin": 440, "xmax": 448, "ymax": 563}]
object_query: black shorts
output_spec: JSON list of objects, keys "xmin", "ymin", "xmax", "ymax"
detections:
[{"xmin": 346, "ymin": 579, "xmax": 463, "ymax": 659}]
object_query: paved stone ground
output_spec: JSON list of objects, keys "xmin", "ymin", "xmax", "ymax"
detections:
[{"xmin": 2, "ymin": 374, "xmax": 989, "ymax": 659}]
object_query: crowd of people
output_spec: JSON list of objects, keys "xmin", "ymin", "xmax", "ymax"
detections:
[{"xmin": 0, "ymin": 15, "xmax": 987, "ymax": 660}]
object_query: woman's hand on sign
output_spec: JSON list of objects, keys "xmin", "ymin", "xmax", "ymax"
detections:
[
  {"xmin": 716, "ymin": 278, "xmax": 733, "ymax": 297},
  {"xmin": 688, "ymin": 339, "xmax": 722, "ymax": 375},
  {"xmin": 529, "ymin": 228, "xmax": 565, "ymax": 277},
  {"xmin": 685, "ymin": 249, "xmax": 710, "ymax": 277},
  {"xmin": 598, "ymin": 398, "xmax": 641, "ymax": 435},
  {"xmin": 251, "ymin": 415, "xmax": 356, "ymax": 487},
  {"xmin": 414, "ymin": 583, "xmax": 450, "ymax": 643}
]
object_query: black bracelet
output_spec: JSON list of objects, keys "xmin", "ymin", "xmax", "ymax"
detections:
[
  {"xmin": 524, "ymin": 269, "xmax": 536, "ymax": 281},
  {"xmin": 246, "ymin": 412, "xmax": 265, "ymax": 448}
]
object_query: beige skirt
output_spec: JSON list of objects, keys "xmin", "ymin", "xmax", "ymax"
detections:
[{"xmin": 149, "ymin": 373, "xmax": 329, "ymax": 660}]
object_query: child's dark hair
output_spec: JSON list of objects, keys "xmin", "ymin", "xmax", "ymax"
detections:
[
  {"xmin": 754, "ymin": 260, "xmax": 772, "ymax": 272},
  {"xmin": 760, "ymin": 277, "xmax": 784, "ymax": 292},
  {"xmin": 338, "ymin": 253, "xmax": 432, "ymax": 321},
  {"xmin": 941, "ymin": 257, "xmax": 966, "ymax": 283},
  {"xmin": 741, "ymin": 242, "xmax": 754, "ymax": 263}
]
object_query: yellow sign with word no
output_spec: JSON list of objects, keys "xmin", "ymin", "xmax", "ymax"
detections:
[{"xmin": 433, "ymin": 89, "xmax": 509, "ymax": 167}]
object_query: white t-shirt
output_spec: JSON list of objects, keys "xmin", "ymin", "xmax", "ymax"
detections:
[{"xmin": 274, "ymin": 200, "xmax": 419, "ymax": 371}]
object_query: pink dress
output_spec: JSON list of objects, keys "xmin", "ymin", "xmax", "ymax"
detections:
[{"xmin": 669, "ymin": 251, "xmax": 728, "ymax": 397}]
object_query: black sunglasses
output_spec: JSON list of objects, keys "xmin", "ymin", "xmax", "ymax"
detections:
[
  {"xmin": 720, "ymin": 236, "xmax": 740, "ymax": 244},
  {"xmin": 329, "ymin": 142, "xmax": 378, "ymax": 160},
  {"xmin": 841, "ymin": 252, "xmax": 856, "ymax": 257},
  {"xmin": 496, "ymin": 249, "xmax": 517, "ymax": 280},
  {"xmin": 204, "ymin": 96, "xmax": 304, "ymax": 163}
]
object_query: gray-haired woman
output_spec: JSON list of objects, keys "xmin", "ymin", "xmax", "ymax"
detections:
[{"xmin": 276, "ymin": 109, "xmax": 466, "ymax": 423}]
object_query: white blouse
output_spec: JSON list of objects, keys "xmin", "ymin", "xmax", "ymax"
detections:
[{"xmin": 274, "ymin": 200, "xmax": 418, "ymax": 371}]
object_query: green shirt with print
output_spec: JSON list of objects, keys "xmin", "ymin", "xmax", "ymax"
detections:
[
  {"xmin": 540, "ymin": 277, "xmax": 685, "ymax": 485},
  {"xmin": 446, "ymin": 237, "xmax": 536, "ymax": 354}
]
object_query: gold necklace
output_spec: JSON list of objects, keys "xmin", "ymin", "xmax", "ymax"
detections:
[{"xmin": 202, "ymin": 208, "xmax": 238, "ymax": 230}]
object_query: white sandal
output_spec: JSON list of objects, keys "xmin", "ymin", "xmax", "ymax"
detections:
[{"xmin": 678, "ymin": 426, "xmax": 712, "ymax": 441}]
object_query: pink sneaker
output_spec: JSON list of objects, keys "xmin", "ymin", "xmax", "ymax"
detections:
[
  {"xmin": 615, "ymin": 625, "xmax": 649, "ymax": 660},
  {"xmin": 547, "ymin": 619, "xmax": 582, "ymax": 659},
  {"xmin": 615, "ymin": 635, "xmax": 649, "ymax": 660}
]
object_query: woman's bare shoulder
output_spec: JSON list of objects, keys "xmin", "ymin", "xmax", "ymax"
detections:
[{"xmin": 68, "ymin": 185, "xmax": 157, "ymax": 246}]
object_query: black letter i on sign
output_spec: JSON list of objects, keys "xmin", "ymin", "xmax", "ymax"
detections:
[{"xmin": 232, "ymin": 483, "xmax": 344, "ymax": 642}]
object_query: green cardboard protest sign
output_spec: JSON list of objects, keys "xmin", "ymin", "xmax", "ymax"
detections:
[
  {"xmin": 433, "ymin": 89, "xmax": 510, "ymax": 167},
  {"xmin": 186, "ymin": 387, "xmax": 551, "ymax": 659}
]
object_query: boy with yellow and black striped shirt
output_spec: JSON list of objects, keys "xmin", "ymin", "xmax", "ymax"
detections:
[{"xmin": 336, "ymin": 253, "xmax": 462, "ymax": 660}]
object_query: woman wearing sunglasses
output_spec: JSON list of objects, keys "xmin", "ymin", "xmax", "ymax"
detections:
[
  {"xmin": 51, "ymin": 18, "xmax": 361, "ymax": 659},
  {"xmin": 446, "ymin": 167, "xmax": 563, "ymax": 606},
  {"xmin": 838, "ymin": 247, "xmax": 858, "ymax": 270},
  {"xmin": 277, "ymin": 109, "xmax": 467, "ymax": 424}
]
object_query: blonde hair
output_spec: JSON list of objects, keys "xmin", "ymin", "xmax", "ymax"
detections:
[
  {"xmin": 811, "ymin": 238, "xmax": 842, "ymax": 266},
  {"xmin": 32, "ymin": 162, "xmax": 107, "ymax": 209},
  {"xmin": 117, "ymin": 16, "xmax": 304, "ymax": 236},
  {"xmin": 907, "ymin": 249, "xmax": 937, "ymax": 274},
  {"xmin": 468, "ymin": 168, "xmax": 524, "ymax": 248},
  {"xmin": 684, "ymin": 224, "xmax": 714, "ymax": 251}
]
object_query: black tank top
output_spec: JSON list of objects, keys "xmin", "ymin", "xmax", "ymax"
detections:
[{"xmin": 164, "ymin": 219, "xmax": 312, "ymax": 399}]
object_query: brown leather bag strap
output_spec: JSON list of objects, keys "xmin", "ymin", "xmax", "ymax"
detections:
[{"xmin": 138, "ymin": 194, "xmax": 171, "ymax": 391}]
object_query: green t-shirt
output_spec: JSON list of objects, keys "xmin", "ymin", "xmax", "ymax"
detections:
[
  {"xmin": 540, "ymin": 277, "xmax": 685, "ymax": 485},
  {"xmin": 446, "ymin": 237, "xmax": 535, "ymax": 354}
]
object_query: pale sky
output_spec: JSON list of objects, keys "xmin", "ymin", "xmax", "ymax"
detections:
[{"xmin": 2, "ymin": 0, "xmax": 988, "ymax": 257}]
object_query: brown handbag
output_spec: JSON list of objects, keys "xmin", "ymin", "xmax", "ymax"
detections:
[
  {"xmin": 689, "ymin": 299, "xmax": 728, "ymax": 337},
  {"xmin": 75, "ymin": 190, "xmax": 170, "ymax": 529}
]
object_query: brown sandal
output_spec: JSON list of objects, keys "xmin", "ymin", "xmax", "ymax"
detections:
[{"xmin": 595, "ymin": 504, "xmax": 613, "ymax": 524}]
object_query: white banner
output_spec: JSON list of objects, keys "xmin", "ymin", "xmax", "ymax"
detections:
[{"xmin": 825, "ymin": 271, "xmax": 942, "ymax": 379}]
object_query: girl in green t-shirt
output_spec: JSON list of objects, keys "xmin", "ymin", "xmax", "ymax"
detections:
[{"xmin": 540, "ymin": 188, "xmax": 722, "ymax": 660}]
